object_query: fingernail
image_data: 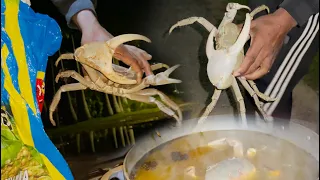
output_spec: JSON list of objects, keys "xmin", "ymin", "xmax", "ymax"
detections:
[
  {"xmin": 233, "ymin": 72, "xmax": 240, "ymax": 76},
  {"xmin": 240, "ymin": 76, "xmax": 246, "ymax": 80},
  {"xmin": 146, "ymin": 54, "xmax": 152, "ymax": 59}
]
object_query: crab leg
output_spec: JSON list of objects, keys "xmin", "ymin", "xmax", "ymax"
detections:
[
  {"xmin": 247, "ymin": 80, "xmax": 277, "ymax": 101},
  {"xmin": 133, "ymin": 88, "xmax": 182, "ymax": 120},
  {"xmin": 122, "ymin": 63, "xmax": 170, "ymax": 78},
  {"xmin": 55, "ymin": 70, "xmax": 81, "ymax": 82},
  {"xmin": 124, "ymin": 93, "xmax": 181, "ymax": 125},
  {"xmin": 55, "ymin": 70, "xmax": 99, "ymax": 89},
  {"xmin": 218, "ymin": 3, "xmax": 251, "ymax": 29},
  {"xmin": 54, "ymin": 69, "xmax": 125, "ymax": 97},
  {"xmin": 121, "ymin": 64, "xmax": 182, "ymax": 93},
  {"xmin": 198, "ymin": 89, "xmax": 222, "ymax": 124},
  {"xmin": 250, "ymin": 5, "xmax": 270, "ymax": 17},
  {"xmin": 150, "ymin": 63, "xmax": 170, "ymax": 71},
  {"xmin": 49, "ymin": 83, "xmax": 87, "ymax": 126},
  {"xmin": 231, "ymin": 77, "xmax": 247, "ymax": 124},
  {"xmin": 169, "ymin": 16, "xmax": 216, "ymax": 33},
  {"xmin": 237, "ymin": 78, "xmax": 270, "ymax": 120},
  {"xmin": 226, "ymin": 3, "xmax": 251, "ymax": 12},
  {"xmin": 54, "ymin": 69, "xmax": 182, "ymax": 125},
  {"xmin": 55, "ymin": 53, "xmax": 74, "ymax": 66},
  {"xmin": 146, "ymin": 65, "xmax": 182, "ymax": 86}
]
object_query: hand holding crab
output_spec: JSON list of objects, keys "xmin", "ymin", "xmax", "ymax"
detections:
[
  {"xmin": 49, "ymin": 34, "xmax": 183, "ymax": 126},
  {"xmin": 234, "ymin": 8, "xmax": 298, "ymax": 80},
  {"xmin": 169, "ymin": 3, "xmax": 277, "ymax": 124},
  {"xmin": 73, "ymin": 10, "xmax": 153, "ymax": 83}
]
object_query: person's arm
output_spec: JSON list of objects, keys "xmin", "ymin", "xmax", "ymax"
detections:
[
  {"xmin": 50, "ymin": 0, "xmax": 97, "ymax": 29},
  {"xmin": 50, "ymin": 0, "xmax": 153, "ymax": 82},
  {"xmin": 279, "ymin": 0, "xmax": 319, "ymax": 27}
]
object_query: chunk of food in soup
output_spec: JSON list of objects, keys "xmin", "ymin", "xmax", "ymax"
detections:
[{"xmin": 130, "ymin": 131, "xmax": 318, "ymax": 180}]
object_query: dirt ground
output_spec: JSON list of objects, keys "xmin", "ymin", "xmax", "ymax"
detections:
[{"xmin": 292, "ymin": 80, "xmax": 319, "ymax": 132}]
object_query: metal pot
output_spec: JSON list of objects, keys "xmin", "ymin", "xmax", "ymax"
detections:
[{"xmin": 101, "ymin": 115, "xmax": 319, "ymax": 180}]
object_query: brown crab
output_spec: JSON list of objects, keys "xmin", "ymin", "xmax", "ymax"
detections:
[{"xmin": 49, "ymin": 34, "xmax": 182, "ymax": 126}]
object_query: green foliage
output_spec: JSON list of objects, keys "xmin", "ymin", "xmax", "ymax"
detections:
[{"xmin": 85, "ymin": 91, "xmax": 104, "ymax": 118}]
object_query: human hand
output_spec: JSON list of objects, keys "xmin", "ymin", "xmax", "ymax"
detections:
[
  {"xmin": 72, "ymin": 10, "xmax": 153, "ymax": 83},
  {"xmin": 233, "ymin": 8, "xmax": 297, "ymax": 80}
]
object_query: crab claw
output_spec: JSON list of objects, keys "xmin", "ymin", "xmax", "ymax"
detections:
[
  {"xmin": 229, "ymin": 13, "xmax": 251, "ymax": 54},
  {"xmin": 107, "ymin": 34, "xmax": 151, "ymax": 51},
  {"xmin": 145, "ymin": 64, "xmax": 182, "ymax": 85},
  {"xmin": 104, "ymin": 34, "xmax": 151, "ymax": 84},
  {"xmin": 206, "ymin": 26, "xmax": 218, "ymax": 58},
  {"xmin": 112, "ymin": 64, "xmax": 137, "ymax": 80},
  {"xmin": 227, "ymin": 3, "xmax": 251, "ymax": 11},
  {"xmin": 74, "ymin": 34, "xmax": 151, "ymax": 85}
]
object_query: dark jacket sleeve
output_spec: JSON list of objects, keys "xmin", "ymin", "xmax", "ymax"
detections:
[
  {"xmin": 50, "ymin": 0, "xmax": 97, "ymax": 29},
  {"xmin": 279, "ymin": 0, "xmax": 319, "ymax": 26}
]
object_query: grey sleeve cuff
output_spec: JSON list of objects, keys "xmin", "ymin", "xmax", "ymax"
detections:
[
  {"xmin": 279, "ymin": 0, "xmax": 319, "ymax": 27},
  {"xmin": 65, "ymin": 0, "xmax": 97, "ymax": 29}
]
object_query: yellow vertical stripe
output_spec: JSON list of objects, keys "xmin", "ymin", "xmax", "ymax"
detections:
[
  {"xmin": 1, "ymin": 44, "xmax": 34, "ymax": 147},
  {"xmin": 37, "ymin": 71, "xmax": 45, "ymax": 79},
  {"xmin": 4, "ymin": 0, "xmax": 37, "ymax": 114},
  {"xmin": 40, "ymin": 154, "xmax": 66, "ymax": 179},
  {"xmin": 2, "ymin": 46, "xmax": 66, "ymax": 179},
  {"xmin": 2, "ymin": 1, "xmax": 67, "ymax": 179}
]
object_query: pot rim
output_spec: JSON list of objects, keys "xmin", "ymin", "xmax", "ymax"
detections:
[{"xmin": 123, "ymin": 116, "xmax": 319, "ymax": 179}]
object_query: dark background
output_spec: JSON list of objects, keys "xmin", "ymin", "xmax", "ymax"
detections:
[{"xmin": 30, "ymin": 0, "xmax": 247, "ymax": 114}]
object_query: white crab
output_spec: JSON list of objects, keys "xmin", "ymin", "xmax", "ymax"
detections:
[
  {"xmin": 169, "ymin": 3, "xmax": 276, "ymax": 124},
  {"xmin": 49, "ymin": 34, "xmax": 183, "ymax": 126}
]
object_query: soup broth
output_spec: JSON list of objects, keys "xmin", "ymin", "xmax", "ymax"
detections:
[{"xmin": 130, "ymin": 130, "xmax": 318, "ymax": 180}]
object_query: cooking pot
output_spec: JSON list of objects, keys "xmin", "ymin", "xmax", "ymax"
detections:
[{"xmin": 101, "ymin": 115, "xmax": 319, "ymax": 180}]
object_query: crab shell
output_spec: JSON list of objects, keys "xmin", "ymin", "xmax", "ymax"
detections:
[
  {"xmin": 73, "ymin": 34, "xmax": 151, "ymax": 85},
  {"xmin": 206, "ymin": 13, "xmax": 251, "ymax": 89}
]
